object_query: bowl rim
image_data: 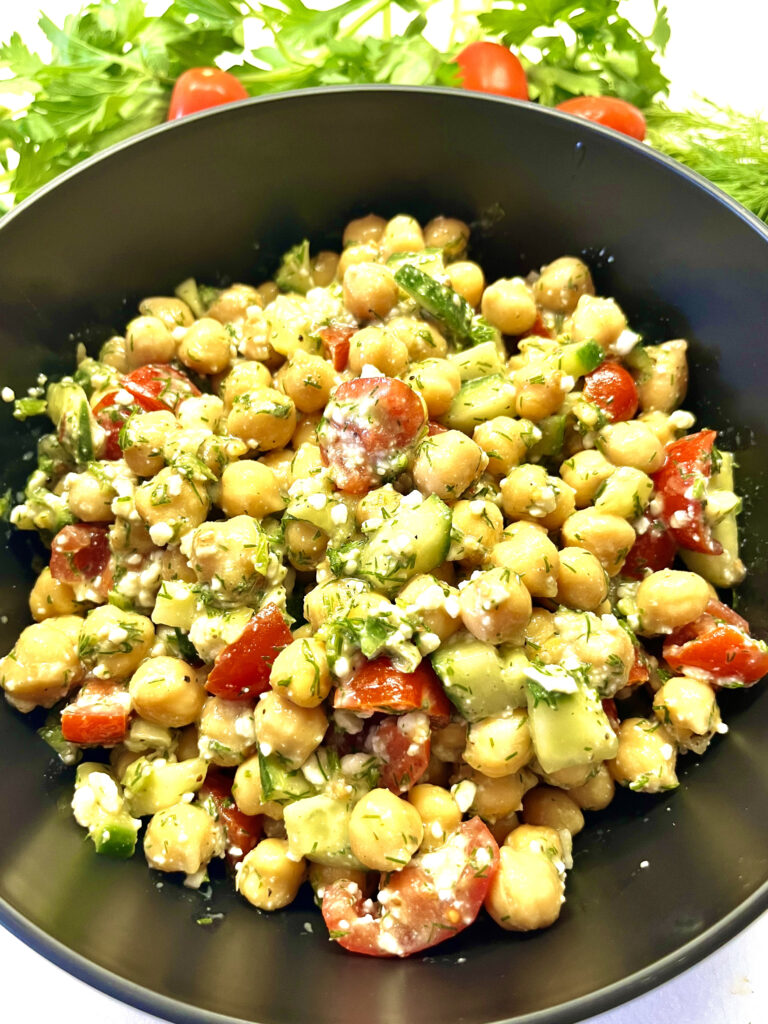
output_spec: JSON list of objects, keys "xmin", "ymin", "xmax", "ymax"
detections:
[{"xmin": 1, "ymin": 82, "xmax": 767, "ymax": 1024}]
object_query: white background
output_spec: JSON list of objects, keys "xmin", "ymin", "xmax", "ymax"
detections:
[{"xmin": 1, "ymin": 1, "xmax": 767, "ymax": 1022}]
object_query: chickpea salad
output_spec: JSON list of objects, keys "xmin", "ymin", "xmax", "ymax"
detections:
[{"xmin": 2, "ymin": 212, "xmax": 767, "ymax": 958}]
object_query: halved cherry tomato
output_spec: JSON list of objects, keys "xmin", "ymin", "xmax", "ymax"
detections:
[
  {"xmin": 369, "ymin": 715, "xmax": 431, "ymax": 794},
  {"xmin": 206, "ymin": 603, "xmax": 292, "ymax": 700},
  {"xmin": 92, "ymin": 391, "xmax": 141, "ymax": 460},
  {"xmin": 318, "ymin": 377, "xmax": 427, "ymax": 494},
  {"xmin": 556, "ymin": 96, "xmax": 646, "ymax": 141},
  {"xmin": 123, "ymin": 364, "xmax": 200, "ymax": 414},
  {"xmin": 456, "ymin": 42, "xmax": 528, "ymax": 100},
  {"xmin": 168, "ymin": 67, "xmax": 249, "ymax": 121},
  {"xmin": 621, "ymin": 515, "xmax": 677, "ymax": 579},
  {"xmin": 199, "ymin": 769, "xmax": 262, "ymax": 869},
  {"xmin": 50, "ymin": 524, "xmax": 110, "ymax": 587},
  {"xmin": 582, "ymin": 361, "xmax": 639, "ymax": 422},
  {"xmin": 663, "ymin": 599, "xmax": 768, "ymax": 686},
  {"xmin": 334, "ymin": 657, "xmax": 452, "ymax": 725},
  {"xmin": 317, "ymin": 325, "xmax": 355, "ymax": 372},
  {"xmin": 61, "ymin": 681, "xmax": 130, "ymax": 745},
  {"xmin": 322, "ymin": 817, "xmax": 499, "ymax": 957},
  {"xmin": 602, "ymin": 698, "xmax": 621, "ymax": 734},
  {"xmin": 652, "ymin": 429, "xmax": 722, "ymax": 555}
]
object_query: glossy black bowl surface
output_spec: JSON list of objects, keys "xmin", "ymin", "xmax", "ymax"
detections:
[{"xmin": 1, "ymin": 87, "xmax": 767, "ymax": 1024}]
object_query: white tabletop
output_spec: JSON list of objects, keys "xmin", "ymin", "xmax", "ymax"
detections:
[{"xmin": 2, "ymin": 0, "xmax": 767, "ymax": 1020}]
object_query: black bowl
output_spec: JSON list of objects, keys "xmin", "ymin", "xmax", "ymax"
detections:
[{"xmin": 1, "ymin": 87, "xmax": 767, "ymax": 1024}]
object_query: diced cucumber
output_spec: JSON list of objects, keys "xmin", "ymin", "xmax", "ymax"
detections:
[
  {"xmin": 393, "ymin": 264, "xmax": 498, "ymax": 350},
  {"xmin": 624, "ymin": 343, "xmax": 653, "ymax": 381},
  {"xmin": 284, "ymin": 794, "xmax": 366, "ymax": 869},
  {"xmin": 91, "ymin": 821, "xmax": 141, "ymax": 858},
  {"xmin": 259, "ymin": 752, "xmax": 315, "ymax": 805},
  {"xmin": 152, "ymin": 580, "xmax": 198, "ymax": 630},
  {"xmin": 525, "ymin": 678, "xmax": 618, "ymax": 774},
  {"xmin": 431, "ymin": 634, "xmax": 529, "ymax": 722},
  {"xmin": 329, "ymin": 494, "xmax": 451, "ymax": 596},
  {"xmin": 449, "ymin": 341, "xmax": 504, "ymax": 381},
  {"xmin": 122, "ymin": 756, "xmax": 208, "ymax": 817},
  {"xmin": 528, "ymin": 413, "xmax": 567, "ymax": 462},
  {"xmin": 174, "ymin": 277, "xmax": 206, "ymax": 319},
  {"xmin": 284, "ymin": 492, "xmax": 356, "ymax": 545},
  {"xmin": 552, "ymin": 339, "xmax": 604, "ymax": 378},
  {"xmin": 275, "ymin": 239, "xmax": 313, "ymax": 295},
  {"xmin": 73, "ymin": 763, "xmax": 140, "ymax": 860},
  {"xmin": 47, "ymin": 380, "xmax": 96, "ymax": 466},
  {"xmin": 681, "ymin": 451, "xmax": 746, "ymax": 586},
  {"xmin": 442, "ymin": 374, "xmax": 517, "ymax": 434},
  {"xmin": 38, "ymin": 710, "xmax": 82, "ymax": 766},
  {"xmin": 123, "ymin": 718, "xmax": 175, "ymax": 754}
]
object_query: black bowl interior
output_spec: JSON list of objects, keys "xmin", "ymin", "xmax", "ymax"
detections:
[{"xmin": 1, "ymin": 88, "xmax": 767, "ymax": 1024}]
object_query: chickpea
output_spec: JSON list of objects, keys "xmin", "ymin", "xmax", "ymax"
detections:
[
  {"xmin": 396, "ymin": 574, "xmax": 461, "ymax": 643},
  {"xmin": 379, "ymin": 214, "xmax": 425, "ymax": 261},
  {"xmin": 449, "ymin": 499, "xmax": 504, "ymax": 565},
  {"xmin": 343, "ymin": 214, "xmax": 387, "ymax": 248},
  {"xmin": 636, "ymin": 569, "xmax": 711, "ymax": 636},
  {"xmin": 473, "ymin": 416, "xmax": 534, "ymax": 477},
  {"xmin": 609, "ymin": 718, "xmax": 678, "ymax": 793},
  {"xmin": 177, "ymin": 394, "xmax": 224, "ymax": 433},
  {"xmin": 199, "ymin": 696, "xmax": 256, "ymax": 767},
  {"xmin": 348, "ymin": 325, "xmax": 409, "ymax": 376},
  {"xmin": 68, "ymin": 468, "xmax": 116, "ymax": 522},
  {"xmin": 128, "ymin": 656, "xmax": 206, "ymax": 728},
  {"xmin": 99, "ymin": 335, "xmax": 129, "ymax": 372},
  {"xmin": 653, "ymin": 677, "xmax": 719, "ymax": 749},
  {"xmin": 343, "ymin": 263, "xmax": 399, "ymax": 322},
  {"xmin": 158, "ymin": 545, "xmax": 197, "ymax": 584},
  {"xmin": 269, "ymin": 637, "xmax": 331, "ymax": 708},
  {"xmin": 559, "ymin": 450, "xmax": 615, "ymax": 508},
  {"xmin": 256, "ymin": 281, "xmax": 280, "ymax": 306},
  {"xmin": 349, "ymin": 788, "xmax": 423, "ymax": 871},
  {"xmin": 459, "ymin": 567, "xmax": 532, "ymax": 644},
  {"xmin": 485, "ymin": 845, "xmax": 564, "ymax": 931},
  {"xmin": 522, "ymin": 786, "xmax": 584, "ymax": 836},
  {"xmin": 311, "ymin": 250, "xmax": 339, "ymax": 288},
  {"xmin": 233, "ymin": 755, "xmax": 284, "ymax": 819},
  {"xmin": 237, "ymin": 839, "xmax": 305, "ymax": 910},
  {"xmin": 482, "ymin": 278, "xmax": 537, "ymax": 336},
  {"xmin": 505, "ymin": 823, "xmax": 568, "ymax": 861},
  {"xmin": 569, "ymin": 763, "xmax": 615, "ymax": 811},
  {"xmin": 404, "ymin": 358, "xmax": 461, "ymax": 418},
  {"xmin": 280, "ymin": 351, "xmax": 336, "ymax": 413},
  {"xmin": 463, "ymin": 709, "xmax": 533, "ymax": 778},
  {"xmin": 259, "ymin": 449, "xmax": 294, "ymax": 492},
  {"xmin": 513, "ymin": 363, "xmax": 565, "ymax": 421},
  {"xmin": 0, "ymin": 615, "xmax": 83, "ymax": 708},
  {"xmin": 537, "ymin": 762, "xmax": 595, "ymax": 790},
  {"xmin": 593, "ymin": 466, "xmax": 653, "ymax": 519},
  {"xmin": 412, "ymin": 431, "xmax": 487, "ymax": 502},
  {"xmin": 489, "ymin": 523, "xmax": 560, "ymax": 600},
  {"xmin": 285, "ymin": 519, "xmax": 328, "ymax": 571},
  {"xmin": 501, "ymin": 464, "xmax": 575, "ymax": 531},
  {"xmin": 226, "ymin": 387, "xmax": 297, "ymax": 453},
  {"xmin": 29, "ymin": 567, "xmax": 80, "ymax": 622},
  {"xmin": 568, "ymin": 294, "xmax": 627, "ymax": 349},
  {"xmin": 423, "ymin": 215, "xmax": 470, "ymax": 259},
  {"xmin": 139, "ymin": 295, "xmax": 194, "ymax": 330},
  {"xmin": 387, "ymin": 316, "xmax": 448, "ymax": 361},
  {"xmin": 221, "ymin": 361, "xmax": 273, "ymax": 410},
  {"xmin": 217, "ymin": 460, "xmax": 285, "ymax": 519},
  {"xmin": 637, "ymin": 339, "xmax": 689, "ymax": 413},
  {"xmin": 469, "ymin": 768, "xmax": 538, "ymax": 821},
  {"xmin": 561, "ymin": 508, "xmax": 636, "ymax": 577},
  {"xmin": 177, "ymin": 317, "xmax": 232, "ymax": 375},
  {"xmin": 555, "ymin": 546, "xmax": 608, "ymax": 611},
  {"xmin": 121, "ymin": 410, "xmax": 177, "ymax": 477},
  {"xmin": 188, "ymin": 516, "xmax": 268, "ymax": 599},
  {"xmin": 144, "ymin": 802, "xmax": 221, "ymax": 875},
  {"xmin": 135, "ymin": 466, "xmax": 211, "ymax": 540},
  {"xmin": 356, "ymin": 484, "xmax": 402, "ymax": 528},
  {"xmin": 488, "ymin": 814, "xmax": 521, "ymax": 846},
  {"xmin": 431, "ymin": 722, "xmax": 468, "ymax": 763},
  {"xmin": 125, "ymin": 315, "xmax": 176, "ymax": 368},
  {"xmin": 445, "ymin": 261, "xmax": 485, "ymax": 308},
  {"xmin": 533, "ymin": 256, "xmax": 594, "ymax": 314},
  {"xmin": 597, "ymin": 421, "xmax": 665, "ymax": 474},
  {"xmin": 205, "ymin": 283, "xmax": 263, "ymax": 324},
  {"xmin": 308, "ymin": 863, "xmax": 371, "ymax": 899},
  {"xmin": 255, "ymin": 690, "xmax": 327, "ymax": 768},
  {"xmin": 303, "ymin": 577, "xmax": 367, "ymax": 632},
  {"xmin": 109, "ymin": 517, "xmax": 154, "ymax": 555},
  {"xmin": 78, "ymin": 605, "xmax": 154, "ymax": 681},
  {"xmin": 408, "ymin": 784, "xmax": 462, "ymax": 850},
  {"xmin": 337, "ymin": 242, "xmax": 379, "ymax": 278},
  {"xmin": 639, "ymin": 409, "xmax": 692, "ymax": 447}
]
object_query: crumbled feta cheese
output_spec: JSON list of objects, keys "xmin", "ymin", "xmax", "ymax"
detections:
[
  {"xmin": 1, "ymin": 387, "xmax": 15, "ymax": 403},
  {"xmin": 149, "ymin": 522, "xmax": 175, "ymax": 546}
]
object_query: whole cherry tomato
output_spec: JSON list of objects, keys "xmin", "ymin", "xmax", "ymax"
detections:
[
  {"xmin": 456, "ymin": 42, "xmax": 528, "ymax": 100},
  {"xmin": 582, "ymin": 361, "xmax": 639, "ymax": 422},
  {"xmin": 556, "ymin": 96, "xmax": 646, "ymax": 141},
  {"xmin": 168, "ymin": 68, "xmax": 249, "ymax": 121}
]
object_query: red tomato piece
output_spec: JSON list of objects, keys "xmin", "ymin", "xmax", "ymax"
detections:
[
  {"xmin": 61, "ymin": 681, "xmax": 130, "ymax": 745},
  {"xmin": 199, "ymin": 770, "xmax": 262, "ymax": 869},
  {"xmin": 167, "ymin": 67, "xmax": 249, "ymax": 121},
  {"xmin": 322, "ymin": 817, "xmax": 499, "ymax": 957},
  {"xmin": 456, "ymin": 42, "xmax": 528, "ymax": 100},
  {"xmin": 652, "ymin": 429, "xmax": 722, "ymax": 555},
  {"xmin": 427, "ymin": 420, "xmax": 448, "ymax": 436},
  {"xmin": 663, "ymin": 599, "xmax": 768, "ymax": 686},
  {"xmin": 602, "ymin": 698, "xmax": 621, "ymax": 734},
  {"xmin": 621, "ymin": 516, "xmax": 677, "ymax": 579},
  {"xmin": 50, "ymin": 524, "xmax": 110, "ymax": 587},
  {"xmin": 334, "ymin": 657, "xmax": 452, "ymax": 725},
  {"xmin": 123, "ymin": 364, "xmax": 200, "ymax": 414},
  {"xmin": 206, "ymin": 603, "xmax": 293, "ymax": 699},
  {"xmin": 92, "ymin": 391, "xmax": 140, "ymax": 460},
  {"xmin": 627, "ymin": 649, "xmax": 650, "ymax": 686},
  {"xmin": 519, "ymin": 312, "xmax": 554, "ymax": 340},
  {"xmin": 318, "ymin": 325, "xmax": 355, "ymax": 372},
  {"xmin": 369, "ymin": 715, "xmax": 431, "ymax": 794},
  {"xmin": 582, "ymin": 362, "xmax": 639, "ymax": 422},
  {"xmin": 318, "ymin": 377, "xmax": 427, "ymax": 494},
  {"xmin": 556, "ymin": 96, "xmax": 647, "ymax": 141}
]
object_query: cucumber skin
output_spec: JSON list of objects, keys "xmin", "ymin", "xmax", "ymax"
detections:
[{"xmin": 91, "ymin": 820, "xmax": 139, "ymax": 859}]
